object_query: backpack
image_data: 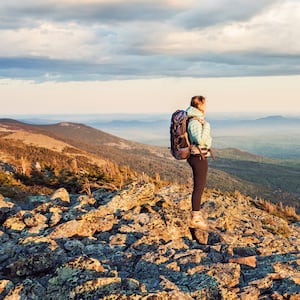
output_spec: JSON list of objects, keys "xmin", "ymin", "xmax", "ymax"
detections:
[
  {"xmin": 170, "ymin": 110, "xmax": 215, "ymax": 160},
  {"xmin": 170, "ymin": 110, "xmax": 191, "ymax": 160}
]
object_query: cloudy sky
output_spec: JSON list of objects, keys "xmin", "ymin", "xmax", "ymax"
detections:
[{"xmin": 1, "ymin": 0, "xmax": 300, "ymax": 115}]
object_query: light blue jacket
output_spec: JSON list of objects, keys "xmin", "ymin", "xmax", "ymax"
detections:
[{"xmin": 186, "ymin": 106, "xmax": 212, "ymax": 150}]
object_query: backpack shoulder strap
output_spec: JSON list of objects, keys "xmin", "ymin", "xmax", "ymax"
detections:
[
  {"xmin": 187, "ymin": 116, "xmax": 204, "ymax": 124},
  {"xmin": 187, "ymin": 116, "xmax": 216, "ymax": 160}
]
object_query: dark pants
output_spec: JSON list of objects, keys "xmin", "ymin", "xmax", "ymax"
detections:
[{"xmin": 187, "ymin": 155, "xmax": 208, "ymax": 211}]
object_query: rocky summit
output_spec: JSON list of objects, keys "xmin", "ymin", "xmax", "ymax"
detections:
[{"xmin": 0, "ymin": 182, "xmax": 299, "ymax": 299}]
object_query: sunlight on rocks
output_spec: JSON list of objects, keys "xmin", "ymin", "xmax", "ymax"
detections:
[{"xmin": 0, "ymin": 182, "xmax": 299, "ymax": 299}]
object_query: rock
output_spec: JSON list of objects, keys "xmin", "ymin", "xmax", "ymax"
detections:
[
  {"xmin": 21, "ymin": 235, "xmax": 58, "ymax": 251},
  {"xmin": 70, "ymin": 277, "xmax": 123, "ymax": 298},
  {"xmin": 63, "ymin": 239, "xmax": 84, "ymax": 253},
  {"xmin": 48, "ymin": 210, "xmax": 62, "ymax": 227},
  {"xmin": 229, "ymin": 256, "xmax": 257, "ymax": 268},
  {"xmin": 4, "ymin": 279, "xmax": 45, "ymax": 299},
  {"xmin": 0, "ymin": 195, "xmax": 12, "ymax": 206},
  {"xmin": 136, "ymin": 213, "xmax": 150, "ymax": 226},
  {"xmin": 0, "ymin": 197, "xmax": 16, "ymax": 225},
  {"xmin": 0, "ymin": 230, "xmax": 9, "ymax": 243},
  {"xmin": 50, "ymin": 187, "xmax": 70, "ymax": 204},
  {"xmin": 76, "ymin": 195, "xmax": 96, "ymax": 208},
  {"xmin": 49, "ymin": 214, "xmax": 116, "ymax": 239},
  {"xmin": 207, "ymin": 231, "xmax": 222, "ymax": 245},
  {"xmin": 192, "ymin": 228, "xmax": 209, "ymax": 244},
  {"xmin": 22, "ymin": 212, "xmax": 38, "ymax": 227},
  {"xmin": 291, "ymin": 274, "xmax": 300, "ymax": 285},
  {"xmin": 26, "ymin": 213, "xmax": 48, "ymax": 234},
  {"xmin": 206, "ymin": 262, "xmax": 241, "ymax": 288},
  {"xmin": 3, "ymin": 211, "xmax": 26, "ymax": 231},
  {"xmin": 158, "ymin": 276, "xmax": 194, "ymax": 299},
  {"xmin": 65, "ymin": 255, "xmax": 106, "ymax": 272},
  {"xmin": 239, "ymin": 286, "xmax": 260, "ymax": 300},
  {"xmin": 271, "ymin": 291, "xmax": 285, "ymax": 300},
  {"xmin": 105, "ymin": 183, "xmax": 156, "ymax": 211},
  {"xmin": 0, "ymin": 279, "xmax": 14, "ymax": 298},
  {"xmin": 0, "ymin": 241, "xmax": 17, "ymax": 263},
  {"xmin": 233, "ymin": 246, "xmax": 257, "ymax": 257},
  {"xmin": 5, "ymin": 252, "xmax": 55, "ymax": 277},
  {"xmin": 0, "ymin": 182, "xmax": 299, "ymax": 299},
  {"xmin": 109, "ymin": 233, "xmax": 127, "ymax": 246}
]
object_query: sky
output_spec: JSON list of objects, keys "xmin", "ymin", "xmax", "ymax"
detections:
[{"xmin": 0, "ymin": 0, "xmax": 300, "ymax": 115}]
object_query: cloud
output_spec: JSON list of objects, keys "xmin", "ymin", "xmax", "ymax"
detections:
[
  {"xmin": 0, "ymin": 0, "xmax": 300, "ymax": 81},
  {"xmin": 174, "ymin": 0, "xmax": 279, "ymax": 29},
  {"xmin": 0, "ymin": 0, "xmax": 178, "ymax": 29}
]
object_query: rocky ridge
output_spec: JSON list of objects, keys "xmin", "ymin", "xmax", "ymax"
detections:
[{"xmin": 0, "ymin": 183, "xmax": 299, "ymax": 299}]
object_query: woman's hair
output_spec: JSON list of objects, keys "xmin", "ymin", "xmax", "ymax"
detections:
[{"xmin": 190, "ymin": 95, "xmax": 206, "ymax": 108}]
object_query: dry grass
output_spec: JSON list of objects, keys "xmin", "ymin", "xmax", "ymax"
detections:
[
  {"xmin": 258, "ymin": 198, "xmax": 300, "ymax": 223},
  {"xmin": 4, "ymin": 131, "xmax": 73, "ymax": 152},
  {"xmin": 261, "ymin": 215, "xmax": 291, "ymax": 237}
]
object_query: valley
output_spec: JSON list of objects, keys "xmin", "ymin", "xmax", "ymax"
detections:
[{"xmin": 0, "ymin": 118, "xmax": 299, "ymax": 212}]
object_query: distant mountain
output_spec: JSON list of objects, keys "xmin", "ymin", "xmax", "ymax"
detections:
[
  {"xmin": 91, "ymin": 115, "xmax": 300, "ymax": 158},
  {"xmin": 8, "ymin": 114, "xmax": 300, "ymax": 158},
  {"xmin": 0, "ymin": 118, "xmax": 299, "ymax": 211},
  {"xmin": 211, "ymin": 114, "xmax": 300, "ymax": 128},
  {"xmin": 255, "ymin": 115, "xmax": 300, "ymax": 123}
]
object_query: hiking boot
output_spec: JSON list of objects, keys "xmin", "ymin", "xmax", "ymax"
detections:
[{"xmin": 190, "ymin": 211, "xmax": 208, "ymax": 230}]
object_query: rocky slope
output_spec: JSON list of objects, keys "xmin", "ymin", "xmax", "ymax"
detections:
[{"xmin": 0, "ymin": 182, "xmax": 299, "ymax": 299}]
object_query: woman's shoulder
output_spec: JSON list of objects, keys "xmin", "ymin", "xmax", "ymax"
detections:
[{"xmin": 186, "ymin": 106, "xmax": 204, "ymax": 118}]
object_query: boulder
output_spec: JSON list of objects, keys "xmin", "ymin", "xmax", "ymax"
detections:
[{"xmin": 50, "ymin": 187, "xmax": 70, "ymax": 204}]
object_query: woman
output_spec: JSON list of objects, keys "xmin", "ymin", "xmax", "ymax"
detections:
[{"xmin": 186, "ymin": 95, "xmax": 212, "ymax": 230}]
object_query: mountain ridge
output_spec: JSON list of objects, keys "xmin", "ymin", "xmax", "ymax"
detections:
[
  {"xmin": 4, "ymin": 114, "xmax": 300, "ymax": 158},
  {"xmin": 0, "ymin": 118, "xmax": 299, "ymax": 211}
]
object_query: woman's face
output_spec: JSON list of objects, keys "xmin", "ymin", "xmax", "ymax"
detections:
[{"xmin": 198, "ymin": 99, "xmax": 206, "ymax": 114}]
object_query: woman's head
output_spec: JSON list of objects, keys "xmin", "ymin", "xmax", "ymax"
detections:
[{"xmin": 190, "ymin": 95, "xmax": 206, "ymax": 113}]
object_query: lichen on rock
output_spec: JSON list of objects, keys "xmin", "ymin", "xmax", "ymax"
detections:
[{"xmin": 0, "ymin": 184, "xmax": 299, "ymax": 299}]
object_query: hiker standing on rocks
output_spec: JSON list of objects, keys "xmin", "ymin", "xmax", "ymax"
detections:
[{"xmin": 186, "ymin": 95, "xmax": 212, "ymax": 230}]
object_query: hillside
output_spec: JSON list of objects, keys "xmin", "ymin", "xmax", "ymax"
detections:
[
  {"xmin": 0, "ymin": 182, "xmax": 299, "ymax": 299},
  {"xmin": 0, "ymin": 119, "xmax": 299, "ymax": 211},
  {"xmin": 0, "ymin": 119, "xmax": 141, "ymax": 200},
  {"xmin": 0, "ymin": 118, "xmax": 299, "ymax": 298}
]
